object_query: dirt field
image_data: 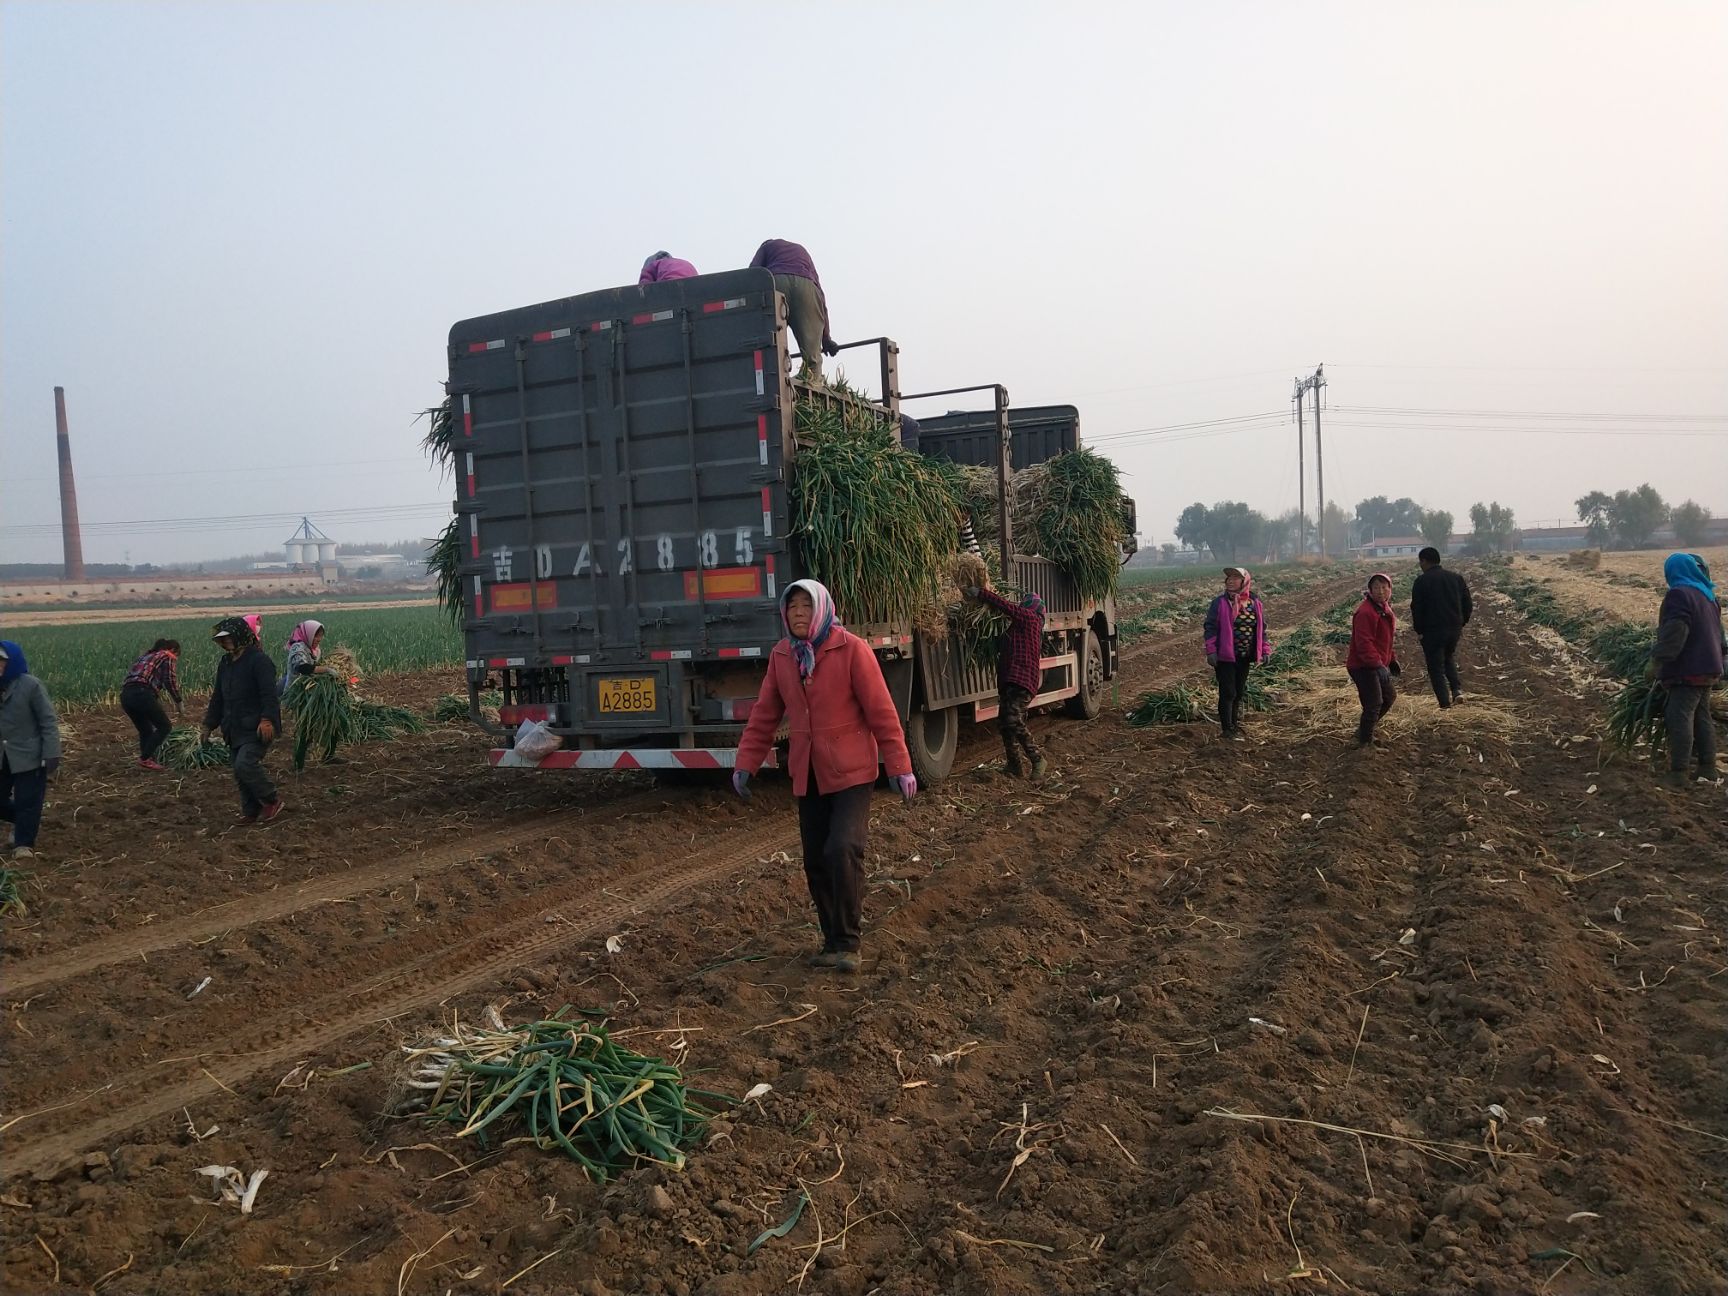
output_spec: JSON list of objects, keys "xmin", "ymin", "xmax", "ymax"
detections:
[
  {"xmin": 3, "ymin": 569, "xmax": 1723, "ymax": 1296},
  {"xmin": 1517, "ymin": 546, "xmax": 1727, "ymax": 626}
]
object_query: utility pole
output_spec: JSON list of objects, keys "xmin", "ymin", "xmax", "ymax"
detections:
[
  {"xmin": 1293, "ymin": 380, "xmax": 1307, "ymax": 557},
  {"xmin": 1294, "ymin": 365, "xmax": 1327, "ymax": 556}
]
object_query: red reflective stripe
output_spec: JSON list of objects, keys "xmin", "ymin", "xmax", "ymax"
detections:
[
  {"xmin": 466, "ymin": 473, "xmax": 476, "ymax": 498},
  {"xmin": 488, "ymin": 657, "xmax": 508, "ymax": 668},
  {"xmin": 462, "ymin": 394, "xmax": 473, "ymax": 438},
  {"xmin": 702, "ymin": 301, "xmax": 726, "ymax": 313},
  {"xmin": 552, "ymin": 654, "xmax": 573, "ymax": 666},
  {"xmin": 632, "ymin": 312, "xmax": 654, "ymax": 325},
  {"xmin": 531, "ymin": 330, "xmax": 553, "ymax": 342},
  {"xmin": 470, "ymin": 533, "xmax": 479, "ymax": 558},
  {"xmin": 466, "ymin": 341, "xmax": 489, "ymax": 354}
]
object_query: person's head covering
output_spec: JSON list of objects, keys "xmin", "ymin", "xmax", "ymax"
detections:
[
  {"xmin": 212, "ymin": 615, "xmax": 257, "ymax": 649},
  {"xmin": 642, "ymin": 251, "xmax": 671, "ymax": 271},
  {"xmin": 1019, "ymin": 591, "xmax": 1046, "ymax": 618},
  {"xmin": 1664, "ymin": 552, "xmax": 1716, "ymax": 600},
  {"xmin": 243, "ymin": 613, "xmax": 263, "ymax": 638},
  {"xmin": 0, "ymin": 641, "xmax": 25, "ymax": 688},
  {"xmin": 1223, "ymin": 566, "xmax": 1253, "ymax": 606},
  {"xmin": 781, "ymin": 579, "xmax": 838, "ymax": 680},
  {"xmin": 1366, "ymin": 571, "xmax": 1394, "ymax": 605},
  {"xmin": 288, "ymin": 619, "xmax": 325, "ymax": 649}
]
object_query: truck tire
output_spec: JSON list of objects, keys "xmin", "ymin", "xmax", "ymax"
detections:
[
  {"xmin": 904, "ymin": 706, "xmax": 958, "ymax": 787},
  {"xmin": 1063, "ymin": 628, "xmax": 1104, "ymax": 720}
]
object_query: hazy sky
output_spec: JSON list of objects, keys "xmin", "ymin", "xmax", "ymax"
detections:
[{"xmin": 3, "ymin": 1, "xmax": 1725, "ymax": 566}]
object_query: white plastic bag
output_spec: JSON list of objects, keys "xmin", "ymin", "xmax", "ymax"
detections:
[{"xmin": 503, "ymin": 718, "xmax": 562, "ymax": 766}]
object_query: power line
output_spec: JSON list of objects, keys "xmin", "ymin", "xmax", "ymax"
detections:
[
  {"xmin": 1332, "ymin": 404, "xmax": 1727, "ymax": 422},
  {"xmin": 1324, "ymin": 420, "xmax": 1728, "ymax": 438}
]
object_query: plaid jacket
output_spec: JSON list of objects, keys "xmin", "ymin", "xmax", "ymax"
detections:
[
  {"xmin": 123, "ymin": 649, "xmax": 182, "ymax": 705},
  {"xmin": 977, "ymin": 588, "xmax": 1046, "ymax": 694}
]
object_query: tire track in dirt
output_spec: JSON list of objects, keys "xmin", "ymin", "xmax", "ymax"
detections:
[
  {"xmin": 2, "ymin": 575, "xmax": 1363, "ymax": 1179},
  {"xmin": 3, "ymin": 820, "xmax": 796, "ymax": 1182}
]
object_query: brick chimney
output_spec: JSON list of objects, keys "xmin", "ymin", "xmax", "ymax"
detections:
[{"xmin": 54, "ymin": 386, "xmax": 87, "ymax": 581}]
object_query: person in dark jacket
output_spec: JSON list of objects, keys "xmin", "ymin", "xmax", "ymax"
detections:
[
  {"xmin": 1651, "ymin": 553, "xmax": 1724, "ymax": 788},
  {"xmin": 0, "ymin": 641, "xmax": 61, "ymax": 859},
  {"xmin": 1346, "ymin": 573, "xmax": 1402, "ymax": 747},
  {"xmin": 748, "ymin": 239, "xmax": 839, "ymax": 381},
  {"xmin": 1410, "ymin": 548, "xmax": 1472, "ymax": 707},
  {"xmin": 965, "ymin": 576, "xmax": 1048, "ymax": 778},
  {"xmin": 1202, "ymin": 567, "xmax": 1272, "ymax": 739},
  {"xmin": 200, "ymin": 617, "xmax": 285, "ymax": 825},
  {"xmin": 120, "ymin": 638, "xmax": 183, "ymax": 770}
]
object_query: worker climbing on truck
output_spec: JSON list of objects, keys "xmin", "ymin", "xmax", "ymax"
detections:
[
  {"xmin": 748, "ymin": 238, "xmax": 839, "ymax": 381},
  {"xmin": 639, "ymin": 251, "xmax": 698, "ymax": 283},
  {"xmin": 965, "ymin": 574, "xmax": 1049, "ymax": 780}
]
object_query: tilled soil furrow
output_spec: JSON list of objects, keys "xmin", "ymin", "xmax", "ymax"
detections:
[{"xmin": 2, "ymin": 821, "xmax": 796, "ymax": 1181}]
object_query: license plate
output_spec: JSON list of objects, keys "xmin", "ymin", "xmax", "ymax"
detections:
[{"xmin": 597, "ymin": 676, "xmax": 656, "ymax": 714}]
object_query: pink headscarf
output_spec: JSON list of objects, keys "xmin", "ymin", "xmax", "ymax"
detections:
[
  {"xmin": 288, "ymin": 619, "xmax": 324, "ymax": 648},
  {"xmin": 781, "ymin": 580, "xmax": 838, "ymax": 680},
  {"xmin": 243, "ymin": 613, "xmax": 262, "ymax": 638},
  {"xmin": 1223, "ymin": 566, "xmax": 1253, "ymax": 611}
]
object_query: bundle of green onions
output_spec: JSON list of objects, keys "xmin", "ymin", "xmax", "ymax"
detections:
[
  {"xmin": 1011, "ymin": 448, "xmax": 1127, "ymax": 600},
  {"xmin": 282, "ymin": 647, "xmax": 424, "ymax": 769},
  {"xmin": 429, "ymin": 516, "xmax": 464, "ymax": 625},
  {"xmin": 158, "ymin": 729, "xmax": 231, "ymax": 771},
  {"xmin": 1606, "ymin": 679, "xmax": 1670, "ymax": 755},
  {"xmin": 790, "ymin": 399, "xmax": 964, "ymax": 626},
  {"xmin": 396, "ymin": 1011, "xmax": 724, "ymax": 1180},
  {"xmin": 0, "ymin": 866, "xmax": 28, "ymax": 918},
  {"xmin": 1127, "ymin": 684, "xmax": 1204, "ymax": 727}
]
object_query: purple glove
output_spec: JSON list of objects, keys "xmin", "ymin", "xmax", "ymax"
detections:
[
  {"xmin": 731, "ymin": 769, "xmax": 751, "ymax": 801},
  {"xmin": 893, "ymin": 773, "xmax": 917, "ymax": 802}
]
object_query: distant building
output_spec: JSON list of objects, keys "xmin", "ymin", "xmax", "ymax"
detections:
[
  {"xmin": 1353, "ymin": 535, "xmax": 1425, "ymax": 560},
  {"xmin": 1519, "ymin": 525, "xmax": 1589, "ymax": 552}
]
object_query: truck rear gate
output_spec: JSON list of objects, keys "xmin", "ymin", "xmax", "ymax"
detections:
[{"xmin": 450, "ymin": 270, "xmax": 798, "ymax": 745}]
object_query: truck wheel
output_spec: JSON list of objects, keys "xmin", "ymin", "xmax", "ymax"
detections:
[
  {"xmin": 904, "ymin": 706, "xmax": 958, "ymax": 787},
  {"xmin": 1063, "ymin": 628, "xmax": 1104, "ymax": 720}
]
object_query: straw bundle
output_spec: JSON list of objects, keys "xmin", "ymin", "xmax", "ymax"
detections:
[
  {"xmin": 282, "ymin": 646, "xmax": 424, "ymax": 769},
  {"xmin": 1012, "ymin": 448, "xmax": 1126, "ymax": 600}
]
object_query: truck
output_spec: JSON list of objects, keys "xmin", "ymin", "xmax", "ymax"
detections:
[{"xmin": 445, "ymin": 268, "xmax": 1137, "ymax": 785}]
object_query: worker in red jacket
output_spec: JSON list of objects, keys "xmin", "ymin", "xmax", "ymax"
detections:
[
  {"xmin": 1346, "ymin": 572, "xmax": 1402, "ymax": 747},
  {"xmin": 965, "ymin": 576, "xmax": 1048, "ymax": 779},
  {"xmin": 733, "ymin": 580, "xmax": 915, "ymax": 974}
]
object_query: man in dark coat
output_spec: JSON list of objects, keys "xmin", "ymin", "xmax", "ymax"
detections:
[
  {"xmin": 1410, "ymin": 547, "xmax": 1472, "ymax": 707},
  {"xmin": 201, "ymin": 616, "xmax": 285, "ymax": 825}
]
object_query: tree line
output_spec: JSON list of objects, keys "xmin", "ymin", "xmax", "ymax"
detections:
[{"xmin": 1162, "ymin": 484, "xmax": 1714, "ymax": 563}]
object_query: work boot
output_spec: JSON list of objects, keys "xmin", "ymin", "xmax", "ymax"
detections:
[
  {"xmin": 831, "ymin": 951, "xmax": 860, "ymax": 974},
  {"xmin": 808, "ymin": 947, "xmax": 839, "ymax": 969},
  {"xmin": 1030, "ymin": 756, "xmax": 1049, "ymax": 782},
  {"xmin": 1693, "ymin": 765, "xmax": 1723, "ymax": 786},
  {"xmin": 1004, "ymin": 758, "xmax": 1025, "ymax": 779},
  {"xmin": 11, "ymin": 846, "xmax": 37, "ymax": 861},
  {"xmin": 1656, "ymin": 769, "xmax": 1689, "ymax": 792}
]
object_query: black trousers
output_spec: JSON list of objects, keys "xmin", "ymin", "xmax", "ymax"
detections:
[
  {"xmin": 999, "ymin": 684, "xmax": 1041, "ymax": 766},
  {"xmin": 229, "ymin": 736, "xmax": 278, "ymax": 817},
  {"xmin": 1665, "ymin": 684, "xmax": 1719, "ymax": 773},
  {"xmin": 120, "ymin": 684, "xmax": 173, "ymax": 760},
  {"xmin": 0, "ymin": 756, "xmax": 48, "ymax": 849},
  {"xmin": 1349, "ymin": 666, "xmax": 1396, "ymax": 742},
  {"xmin": 1214, "ymin": 659, "xmax": 1252, "ymax": 733},
  {"xmin": 1421, "ymin": 630, "xmax": 1463, "ymax": 706},
  {"xmin": 795, "ymin": 780, "xmax": 872, "ymax": 953}
]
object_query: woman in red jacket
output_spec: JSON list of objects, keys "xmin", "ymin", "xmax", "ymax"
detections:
[
  {"xmin": 733, "ymin": 580, "xmax": 916, "ymax": 973},
  {"xmin": 1346, "ymin": 572, "xmax": 1402, "ymax": 747}
]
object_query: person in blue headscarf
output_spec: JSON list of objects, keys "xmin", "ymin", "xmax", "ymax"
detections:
[
  {"xmin": 0, "ymin": 641, "xmax": 62, "ymax": 859},
  {"xmin": 1651, "ymin": 553, "xmax": 1724, "ymax": 788}
]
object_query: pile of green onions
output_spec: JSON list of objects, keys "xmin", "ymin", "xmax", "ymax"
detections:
[{"xmin": 397, "ymin": 1011, "xmax": 725, "ymax": 1180}]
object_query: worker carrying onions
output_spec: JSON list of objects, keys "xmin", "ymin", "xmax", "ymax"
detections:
[
  {"xmin": 733, "ymin": 580, "xmax": 915, "ymax": 974},
  {"xmin": 279, "ymin": 619, "xmax": 332, "ymax": 695},
  {"xmin": 963, "ymin": 575, "xmax": 1049, "ymax": 779}
]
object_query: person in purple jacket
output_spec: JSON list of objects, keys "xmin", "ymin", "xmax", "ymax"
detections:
[
  {"xmin": 1202, "ymin": 567, "xmax": 1272, "ymax": 740},
  {"xmin": 640, "ymin": 251, "xmax": 698, "ymax": 283},
  {"xmin": 1651, "ymin": 552, "xmax": 1723, "ymax": 789},
  {"xmin": 748, "ymin": 239, "xmax": 839, "ymax": 380}
]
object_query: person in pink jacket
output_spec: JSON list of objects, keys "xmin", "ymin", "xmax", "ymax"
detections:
[
  {"xmin": 639, "ymin": 251, "xmax": 698, "ymax": 283},
  {"xmin": 733, "ymin": 579, "xmax": 915, "ymax": 973}
]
